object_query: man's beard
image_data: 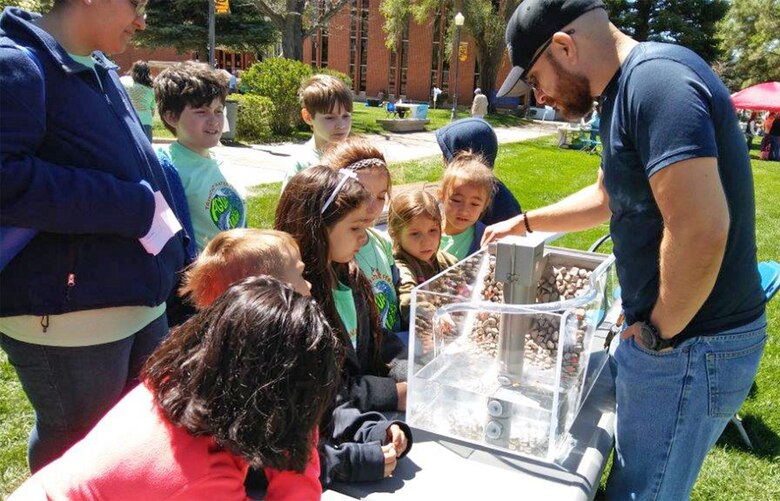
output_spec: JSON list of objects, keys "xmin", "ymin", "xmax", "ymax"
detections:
[{"xmin": 545, "ymin": 53, "xmax": 593, "ymax": 120}]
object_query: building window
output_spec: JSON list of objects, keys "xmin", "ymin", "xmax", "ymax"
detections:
[
  {"xmin": 321, "ymin": 28, "xmax": 329, "ymax": 67},
  {"xmin": 309, "ymin": 1, "xmax": 329, "ymax": 68},
  {"xmin": 429, "ymin": 6, "xmax": 450, "ymax": 95},
  {"xmin": 349, "ymin": 0, "xmax": 369, "ymax": 92},
  {"xmin": 349, "ymin": 0, "xmax": 358, "ymax": 86},
  {"xmin": 388, "ymin": 19, "xmax": 409, "ymax": 97},
  {"xmin": 473, "ymin": 57, "xmax": 480, "ymax": 93}
]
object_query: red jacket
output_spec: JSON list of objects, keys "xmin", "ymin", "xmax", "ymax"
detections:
[{"xmin": 10, "ymin": 384, "xmax": 321, "ymax": 501}]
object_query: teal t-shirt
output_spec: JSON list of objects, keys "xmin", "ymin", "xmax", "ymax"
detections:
[
  {"xmin": 439, "ymin": 225, "xmax": 475, "ymax": 261},
  {"xmin": 281, "ymin": 137, "xmax": 320, "ymax": 191},
  {"xmin": 333, "ymin": 281, "xmax": 358, "ymax": 347},
  {"xmin": 166, "ymin": 142, "xmax": 246, "ymax": 252},
  {"xmin": 68, "ymin": 52, "xmax": 101, "ymax": 90},
  {"xmin": 355, "ymin": 229, "xmax": 400, "ymax": 332}
]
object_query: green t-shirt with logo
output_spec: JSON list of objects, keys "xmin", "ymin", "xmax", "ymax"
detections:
[
  {"xmin": 355, "ymin": 229, "xmax": 400, "ymax": 332},
  {"xmin": 165, "ymin": 142, "xmax": 246, "ymax": 253},
  {"xmin": 439, "ymin": 224, "xmax": 475, "ymax": 261},
  {"xmin": 333, "ymin": 281, "xmax": 358, "ymax": 348}
]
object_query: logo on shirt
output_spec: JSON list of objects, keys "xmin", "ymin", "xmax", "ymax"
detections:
[
  {"xmin": 208, "ymin": 184, "xmax": 245, "ymax": 230},
  {"xmin": 372, "ymin": 276, "xmax": 399, "ymax": 332}
]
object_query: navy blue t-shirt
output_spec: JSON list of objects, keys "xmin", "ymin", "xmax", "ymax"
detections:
[{"xmin": 600, "ymin": 42, "xmax": 765, "ymax": 338}]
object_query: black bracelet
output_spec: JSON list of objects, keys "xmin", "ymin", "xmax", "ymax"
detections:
[{"xmin": 522, "ymin": 212, "xmax": 533, "ymax": 233}]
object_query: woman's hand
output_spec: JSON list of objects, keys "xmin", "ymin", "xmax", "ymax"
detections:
[
  {"xmin": 386, "ymin": 424, "xmax": 408, "ymax": 456},
  {"xmin": 381, "ymin": 444, "xmax": 398, "ymax": 477}
]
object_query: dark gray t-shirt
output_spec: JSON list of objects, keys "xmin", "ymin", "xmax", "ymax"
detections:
[{"xmin": 600, "ymin": 42, "xmax": 765, "ymax": 338}]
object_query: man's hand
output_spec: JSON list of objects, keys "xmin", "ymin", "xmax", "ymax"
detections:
[
  {"xmin": 621, "ymin": 322, "xmax": 673, "ymax": 352},
  {"xmin": 381, "ymin": 444, "xmax": 398, "ymax": 477},
  {"xmin": 621, "ymin": 322, "xmax": 641, "ymax": 342},
  {"xmin": 481, "ymin": 215, "xmax": 526, "ymax": 247},
  {"xmin": 396, "ymin": 382, "xmax": 407, "ymax": 411},
  {"xmin": 386, "ymin": 424, "xmax": 408, "ymax": 456}
]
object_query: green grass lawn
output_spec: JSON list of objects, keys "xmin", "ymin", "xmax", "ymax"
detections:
[
  {"xmin": 2, "ymin": 137, "xmax": 778, "ymax": 498},
  {"xmin": 349, "ymin": 104, "xmax": 528, "ymax": 135},
  {"xmin": 151, "ymin": 113, "xmax": 174, "ymax": 140}
]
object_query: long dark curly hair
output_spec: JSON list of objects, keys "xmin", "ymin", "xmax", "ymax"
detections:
[
  {"xmin": 275, "ymin": 166, "xmax": 387, "ymax": 376},
  {"xmin": 142, "ymin": 276, "xmax": 342, "ymax": 472}
]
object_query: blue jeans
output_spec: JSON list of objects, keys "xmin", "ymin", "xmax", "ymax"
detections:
[
  {"xmin": 0, "ymin": 313, "xmax": 168, "ymax": 473},
  {"xmin": 606, "ymin": 314, "xmax": 766, "ymax": 500}
]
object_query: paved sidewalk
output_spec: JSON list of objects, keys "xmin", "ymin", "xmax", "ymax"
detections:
[{"xmin": 154, "ymin": 121, "xmax": 558, "ymax": 192}]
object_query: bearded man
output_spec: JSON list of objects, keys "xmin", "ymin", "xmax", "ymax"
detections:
[{"xmin": 482, "ymin": 1, "xmax": 767, "ymax": 498}]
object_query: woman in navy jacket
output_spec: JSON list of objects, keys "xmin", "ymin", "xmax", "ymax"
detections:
[{"xmin": 0, "ymin": 3, "xmax": 186, "ymax": 472}]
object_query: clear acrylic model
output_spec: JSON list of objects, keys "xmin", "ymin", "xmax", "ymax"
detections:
[{"xmin": 406, "ymin": 237, "xmax": 616, "ymax": 461}]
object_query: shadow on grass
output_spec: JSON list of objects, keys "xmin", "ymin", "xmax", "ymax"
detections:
[
  {"xmin": 717, "ymin": 413, "xmax": 780, "ymax": 459},
  {"xmin": 747, "ymin": 380, "xmax": 759, "ymax": 399}
]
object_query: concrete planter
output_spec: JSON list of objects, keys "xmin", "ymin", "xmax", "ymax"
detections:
[{"xmin": 376, "ymin": 118, "xmax": 430, "ymax": 133}]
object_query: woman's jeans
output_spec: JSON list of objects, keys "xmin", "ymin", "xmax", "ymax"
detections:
[
  {"xmin": 606, "ymin": 314, "xmax": 767, "ymax": 500},
  {"xmin": 0, "ymin": 313, "xmax": 168, "ymax": 473}
]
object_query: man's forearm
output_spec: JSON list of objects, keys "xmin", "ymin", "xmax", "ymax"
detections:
[
  {"xmin": 650, "ymin": 226, "xmax": 727, "ymax": 338},
  {"xmin": 525, "ymin": 180, "xmax": 611, "ymax": 233},
  {"xmin": 481, "ymin": 172, "xmax": 611, "ymax": 246}
]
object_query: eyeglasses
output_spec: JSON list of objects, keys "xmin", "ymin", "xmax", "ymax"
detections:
[
  {"xmin": 129, "ymin": 0, "xmax": 148, "ymax": 18},
  {"xmin": 524, "ymin": 29, "xmax": 576, "ymax": 92}
]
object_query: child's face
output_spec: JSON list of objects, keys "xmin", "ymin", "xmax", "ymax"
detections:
[
  {"xmin": 281, "ymin": 245, "xmax": 311, "ymax": 297},
  {"xmin": 356, "ymin": 168, "xmax": 389, "ymax": 224},
  {"xmin": 166, "ymin": 97, "xmax": 225, "ymax": 156},
  {"xmin": 442, "ymin": 180, "xmax": 488, "ymax": 234},
  {"xmin": 399, "ymin": 215, "xmax": 441, "ymax": 264},
  {"xmin": 303, "ymin": 103, "xmax": 352, "ymax": 149},
  {"xmin": 327, "ymin": 204, "xmax": 371, "ymax": 264}
]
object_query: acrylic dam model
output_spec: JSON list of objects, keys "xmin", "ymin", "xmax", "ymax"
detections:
[{"xmin": 406, "ymin": 236, "xmax": 617, "ymax": 462}]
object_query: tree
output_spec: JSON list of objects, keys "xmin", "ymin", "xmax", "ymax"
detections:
[
  {"xmin": 246, "ymin": 0, "xmax": 351, "ymax": 61},
  {"xmin": 604, "ymin": 0, "xmax": 729, "ymax": 64},
  {"xmin": 133, "ymin": 0, "xmax": 276, "ymax": 59},
  {"xmin": 380, "ymin": 0, "xmax": 519, "ymax": 113},
  {"xmin": 0, "ymin": 0, "xmax": 52, "ymax": 11},
  {"xmin": 717, "ymin": 0, "xmax": 780, "ymax": 91}
]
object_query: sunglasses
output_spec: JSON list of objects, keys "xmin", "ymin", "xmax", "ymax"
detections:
[{"xmin": 524, "ymin": 29, "xmax": 576, "ymax": 92}]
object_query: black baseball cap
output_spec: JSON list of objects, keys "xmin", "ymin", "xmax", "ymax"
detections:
[{"xmin": 497, "ymin": 0, "xmax": 605, "ymax": 97}]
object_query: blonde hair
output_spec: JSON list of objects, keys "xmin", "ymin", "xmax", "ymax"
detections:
[
  {"xmin": 298, "ymin": 74, "xmax": 353, "ymax": 117},
  {"xmin": 440, "ymin": 151, "xmax": 495, "ymax": 213},
  {"xmin": 320, "ymin": 136, "xmax": 392, "ymax": 194},
  {"xmin": 180, "ymin": 229, "xmax": 298, "ymax": 309},
  {"xmin": 388, "ymin": 188, "xmax": 441, "ymax": 252}
]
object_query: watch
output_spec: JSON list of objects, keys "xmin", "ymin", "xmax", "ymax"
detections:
[{"xmin": 638, "ymin": 321, "xmax": 674, "ymax": 351}]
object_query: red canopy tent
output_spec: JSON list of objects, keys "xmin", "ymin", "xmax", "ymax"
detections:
[{"xmin": 731, "ymin": 81, "xmax": 780, "ymax": 112}]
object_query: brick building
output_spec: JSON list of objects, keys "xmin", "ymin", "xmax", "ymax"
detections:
[
  {"xmin": 112, "ymin": 46, "xmax": 192, "ymax": 76},
  {"xmin": 303, "ymin": 1, "xmax": 513, "ymax": 106},
  {"xmin": 113, "ymin": 46, "xmax": 255, "ymax": 77}
]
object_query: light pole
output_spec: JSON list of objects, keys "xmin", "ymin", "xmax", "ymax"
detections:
[
  {"xmin": 450, "ymin": 11, "xmax": 465, "ymax": 121},
  {"xmin": 208, "ymin": 0, "xmax": 215, "ymax": 67}
]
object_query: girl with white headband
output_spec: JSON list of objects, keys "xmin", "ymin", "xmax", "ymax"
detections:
[
  {"xmin": 274, "ymin": 166, "xmax": 412, "ymax": 485},
  {"xmin": 321, "ymin": 138, "xmax": 405, "ymax": 347}
]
